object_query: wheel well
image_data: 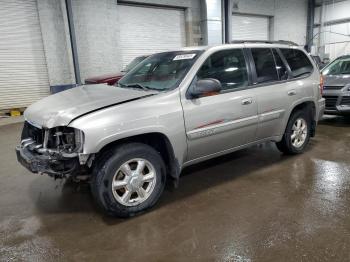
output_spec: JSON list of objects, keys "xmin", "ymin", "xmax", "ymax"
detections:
[
  {"xmin": 289, "ymin": 101, "xmax": 316, "ymax": 136},
  {"xmin": 97, "ymin": 133, "xmax": 179, "ymax": 180},
  {"xmin": 291, "ymin": 101, "xmax": 315, "ymax": 117}
]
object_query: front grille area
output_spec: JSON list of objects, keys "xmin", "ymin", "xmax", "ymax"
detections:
[
  {"xmin": 324, "ymin": 85, "xmax": 344, "ymax": 90},
  {"xmin": 324, "ymin": 96, "xmax": 338, "ymax": 110},
  {"xmin": 22, "ymin": 121, "xmax": 43, "ymax": 144},
  {"xmin": 340, "ymin": 96, "xmax": 350, "ymax": 106}
]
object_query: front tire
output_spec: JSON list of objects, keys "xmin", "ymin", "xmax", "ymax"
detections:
[
  {"xmin": 91, "ymin": 143, "xmax": 166, "ymax": 217},
  {"xmin": 276, "ymin": 110, "xmax": 311, "ymax": 155}
]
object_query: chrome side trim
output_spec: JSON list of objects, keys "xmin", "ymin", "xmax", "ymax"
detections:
[
  {"xmin": 258, "ymin": 109, "xmax": 285, "ymax": 123},
  {"xmin": 187, "ymin": 115, "xmax": 258, "ymax": 140}
]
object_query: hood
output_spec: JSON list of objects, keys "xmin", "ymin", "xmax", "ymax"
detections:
[
  {"xmin": 24, "ymin": 84, "xmax": 156, "ymax": 128},
  {"xmin": 85, "ymin": 72, "xmax": 124, "ymax": 83},
  {"xmin": 323, "ymin": 74, "xmax": 350, "ymax": 87}
]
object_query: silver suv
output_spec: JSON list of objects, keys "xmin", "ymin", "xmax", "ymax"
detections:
[
  {"xmin": 321, "ymin": 55, "xmax": 350, "ymax": 115},
  {"xmin": 16, "ymin": 41, "xmax": 325, "ymax": 217}
]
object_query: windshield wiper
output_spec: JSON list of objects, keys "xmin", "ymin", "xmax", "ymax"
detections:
[
  {"xmin": 120, "ymin": 83, "xmax": 158, "ymax": 91},
  {"xmin": 126, "ymin": 83, "xmax": 151, "ymax": 90}
]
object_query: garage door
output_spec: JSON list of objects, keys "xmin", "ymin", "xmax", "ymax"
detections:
[
  {"xmin": 0, "ymin": 0, "xmax": 50, "ymax": 110},
  {"xmin": 119, "ymin": 4, "xmax": 186, "ymax": 68},
  {"xmin": 231, "ymin": 14, "xmax": 269, "ymax": 41}
]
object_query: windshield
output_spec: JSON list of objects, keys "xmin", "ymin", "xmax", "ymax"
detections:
[
  {"xmin": 118, "ymin": 50, "xmax": 203, "ymax": 91},
  {"xmin": 322, "ymin": 57, "xmax": 350, "ymax": 75},
  {"xmin": 123, "ymin": 56, "xmax": 147, "ymax": 72}
]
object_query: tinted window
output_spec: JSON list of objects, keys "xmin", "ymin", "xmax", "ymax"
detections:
[
  {"xmin": 197, "ymin": 49, "xmax": 248, "ymax": 91},
  {"xmin": 272, "ymin": 49, "xmax": 288, "ymax": 80},
  {"xmin": 251, "ymin": 48, "xmax": 279, "ymax": 83},
  {"xmin": 280, "ymin": 48, "xmax": 313, "ymax": 78}
]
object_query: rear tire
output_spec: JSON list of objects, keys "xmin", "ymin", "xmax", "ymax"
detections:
[
  {"xmin": 91, "ymin": 143, "xmax": 166, "ymax": 217},
  {"xmin": 276, "ymin": 110, "xmax": 311, "ymax": 155}
]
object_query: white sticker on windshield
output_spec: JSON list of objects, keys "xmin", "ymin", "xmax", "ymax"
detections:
[{"xmin": 173, "ymin": 54, "xmax": 196, "ymax": 60}]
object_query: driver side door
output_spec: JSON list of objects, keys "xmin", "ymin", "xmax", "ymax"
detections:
[{"xmin": 181, "ymin": 48, "xmax": 258, "ymax": 161}]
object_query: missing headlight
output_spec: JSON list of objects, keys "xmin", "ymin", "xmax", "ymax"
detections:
[
  {"xmin": 53, "ymin": 127, "xmax": 83, "ymax": 153},
  {"xmin": 38, "ymin": 127, "xmax": 84, "ymax": 156}
]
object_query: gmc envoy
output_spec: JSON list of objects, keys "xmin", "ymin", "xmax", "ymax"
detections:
[{"xmin": 16, "ymin": 41, "xmax": 325, "ymax": 217}]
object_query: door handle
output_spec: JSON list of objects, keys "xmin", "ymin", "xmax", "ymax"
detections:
[
  {"xmin": 241, "ymin": 98, "xmax": 253, "ymax": 105},
  {"xmin": 287, "ymin": 90, "xmax": 297, "ymax": 96}
]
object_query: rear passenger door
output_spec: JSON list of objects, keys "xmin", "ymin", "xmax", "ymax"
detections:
[
  {"xmin": 248, "ymin": 47, "xmax": 295, "ymax": 140},
  {"xmin": 250, "ymin": 47, "xmax": 315, "ymax": 140}
]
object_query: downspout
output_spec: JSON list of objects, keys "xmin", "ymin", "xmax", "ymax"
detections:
[
  {"xmin": 306, "ymin": 0, "xmax": 315, "ymax": 52},
  {"xmin": 318, "ymin": 1, "xmax": 325, "ymax": 58},
  {"xmin": 65, "ymin": 0, "xmax": 81, "ymax": 85},
  {"xmin": 223, "ymin": 0, "xmax": 231, "ymax": 43}
]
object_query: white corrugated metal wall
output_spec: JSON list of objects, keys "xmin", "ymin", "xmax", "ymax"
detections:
[
  {"xmin": 0, "ymin": 0, "xmax": 50, "ymax": 110},
  {"xmin": 118, "ymin": 4, "xmax": 186, "ymax": 68},
  {"xmin": 231, "ymin": 14, "xmax": 270, "ymax": 41},
  {"xmin": 313, "ymin": 1, "xmax": 350, "ymax": 60},
  {"xmin": 313, "ymin": 23, "xmax": 350, "ymax": 60}
]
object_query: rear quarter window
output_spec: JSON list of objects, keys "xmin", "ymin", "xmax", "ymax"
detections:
[{"xmin": 280, "ymin": 48, "xmax": 313, "ymax": 78}]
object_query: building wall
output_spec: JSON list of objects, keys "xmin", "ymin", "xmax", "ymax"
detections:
[
  {"xmin": 314, "ymin": 0, "xmax": 350, "ymax": 23},
  {"xmin": 201, "ymin": 0, "xmax": 223, "ymax": 45},
  {"xmin": 313, "ymin": 0, "xmax": 350, "ymax": 60},
  {"xmin": 37, "ymin": 0, "xmax": 202, "ymax": 85},
  {"xmin": 37, "ymin": 0, "xmax": 75, "ymax": 86},
  {"xmin": 72, "ymin": 0, "xmax": 120, "ymax": 81},
  {"xmin": 123, "ymin": 0, "xmax": 203, "ymax": 46},
  {"xmin": 230, "ymin": 0, "xmax": 308, "ymax": 45},
  {"xmin": 37, "ymin": 0, "xmax": 309, "ymax": 87}
]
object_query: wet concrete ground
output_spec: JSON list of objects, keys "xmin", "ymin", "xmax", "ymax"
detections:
[{"xmin": 0, "ymin": 116, "xmax": 350, "ymax": 261}]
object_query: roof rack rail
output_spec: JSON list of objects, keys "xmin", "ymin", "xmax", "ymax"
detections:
[{"xmin": 229, "ymin": 40, "xmax": 299, "ymax": 46}]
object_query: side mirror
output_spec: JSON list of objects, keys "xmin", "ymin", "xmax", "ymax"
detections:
[{"xmin": 190, "ymin": 78, "xmax": 222, "ymax": 98}]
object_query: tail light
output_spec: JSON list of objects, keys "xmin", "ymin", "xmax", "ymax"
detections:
[{"xmin": 319, "ymin": 74, "xmax": 324, "ymax": 96}]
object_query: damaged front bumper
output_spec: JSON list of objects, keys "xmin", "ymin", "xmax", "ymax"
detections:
[{"xmin": 16, "ymin": 138, "xmax": 79, "ymax": 178}]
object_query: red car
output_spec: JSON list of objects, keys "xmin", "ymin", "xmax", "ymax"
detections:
[{"xmin": 84, "ymin": 55, "xmax": 148, "ymax": 85}]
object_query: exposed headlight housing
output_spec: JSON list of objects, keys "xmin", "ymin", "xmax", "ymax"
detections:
[
  {"xmin": 22, "ymin": 121, "xmax": 84, "ymax": 157},
  {"xmin": 42, "ymin": 126, "xmax": 84, "ymax": 155}
]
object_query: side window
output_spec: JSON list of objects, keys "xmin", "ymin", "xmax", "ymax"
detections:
[
  {"xmin": 280, "ymin": 48, "xmax": 313, "ymax": 78},
  {"xmin": 272, "ymin": 49, "xmax": 289, "ymax": 80},
  {"xmin": 251, "ymin": 48, "xmax": 279, "ymax": 83},
  {"xmin": 197, "ymin": 49, "xmax": 248, "ymax": 91}
]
